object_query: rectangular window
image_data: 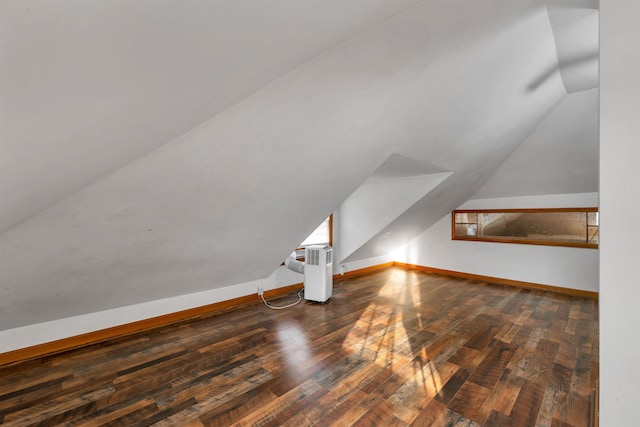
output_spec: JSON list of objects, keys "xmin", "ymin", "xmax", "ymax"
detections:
[{"xmin": 452, "ymin": 208, "xmax": 598, "ymax": 248}]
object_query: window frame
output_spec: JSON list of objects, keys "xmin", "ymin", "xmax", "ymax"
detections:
[{"xmin": 451, "ymin": 207, "xmax": 599, "ymax": 249}]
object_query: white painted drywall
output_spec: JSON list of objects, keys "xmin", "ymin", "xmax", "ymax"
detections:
[
  {"xmin": 474, "ymin": 89, "xmax": 599, "ymax": 199},
  {"xmin": 0, "ymin": 1, "xmax": 568, "ymax": 333},
  {"xmin": 339, "ymin": 173, "xmax": 451, "ymax": 261},
  {"xmin": 0, "ymin": 0, "xmax": 422, "ymax": 235},
  {"xmin": 0, "ymin": 276, "xmax": 264, "ymax": 354},
  {"xmin": 0, "ymin": 251, "xmax": 389, "ymax": 353},
  {"xmin": 340, "ymin": 3, "xmax": 568, "ymax": 262},
  {"xmin": 600, "ymin": 1, "xmax": 640, "ymax": 424},
  {"xmin": 547, "ymin": 4, "xmax": 598, "ymax": 93},
  {"xmin": 338, "ymin": 154, "xmax": 452, "ymax": 262},
  {"xmin": 394, "ymin": 193, "xmax": 599, "ymax": 292}
]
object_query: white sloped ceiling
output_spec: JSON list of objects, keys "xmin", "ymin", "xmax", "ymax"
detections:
[
  {"xmin": 338, "ymin": 154, "xmax": 453, "ymax": 263},
  {"xmin": 473, "ymin": 88, "xmax": 599, "ymax": 199},
  {"xmin": 0, "ymin": 0, "xmax": 422, "ymax": 235},
  {"xmin": 0, "ymin": 0, "xmax": 597, "ymax": 330}
]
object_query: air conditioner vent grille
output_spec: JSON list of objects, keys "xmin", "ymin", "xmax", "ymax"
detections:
[
  {"xmin": 326, "ymin": 249, "xmax": 332, "ymax": 265},
  {"xmin": 307, "ymin": 249, "xmax": 320, "ymax": 265}
]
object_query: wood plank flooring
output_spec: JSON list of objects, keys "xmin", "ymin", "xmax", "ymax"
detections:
[{"xmin": 0, "ymin": 268, "xmax": 599, "ymax": 426}]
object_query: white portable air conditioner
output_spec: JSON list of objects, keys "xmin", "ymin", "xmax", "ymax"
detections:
[{"xmin": 304, "ymin": 245, "xmax": 333, "ymax": 302}]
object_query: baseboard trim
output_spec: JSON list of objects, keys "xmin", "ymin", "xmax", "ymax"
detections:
[
  {"xmin": 264, "ymin": 283, "xmax": 303, "ymax": 299},
  {"xmin": 335, "ymin": 261, "xmax": 395, "ymax": 281},
  {"xmin": 0, "ymin": 262, "xmax": 386, "ymax": 367},
  {"xmin": 0, "ymin": 284, "xmax": 299, "ymax": 367},
  {"xmin": 394, "ymin": 262, "xmax": 599, "ymax": 299},
  {"xmin": 0, "ymin": 260, "xmax": 596, "ymax": 366}
]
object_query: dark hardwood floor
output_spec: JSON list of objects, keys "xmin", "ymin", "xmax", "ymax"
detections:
[{"xmin": 0, "ymin": 267, "xmax": 598, "ymax": 426}]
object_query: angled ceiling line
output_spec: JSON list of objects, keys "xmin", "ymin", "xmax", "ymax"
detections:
[{"xmin": 0, "ymin": 1, "xmax": 429, "ymax": 237}]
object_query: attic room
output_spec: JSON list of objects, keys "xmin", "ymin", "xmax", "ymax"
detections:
[{"xmin": 0, "ymin": 0, "xmax": 639, "ymax": 425}]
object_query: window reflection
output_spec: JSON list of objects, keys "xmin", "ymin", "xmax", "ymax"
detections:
[{"xmin": 452, "ymin": 208, "xmax": 598, "ymax": 248}]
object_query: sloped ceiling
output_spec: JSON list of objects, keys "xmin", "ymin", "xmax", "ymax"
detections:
[
  {"xmin": 338, "ymin": 154, "xmax": 452, "ymax": 263},
  {"xmin": 473, "ymin": 88, "xmax": 599, "ymax": 199},
  {"xmin": 0, "ymin": 0, "xmax": 598, "ymax": 330},
  {"xmin": 0, "ymin": 0, "xmax": 422, "ymax": 235},
  {"xmin": 548, "ymin": 1, "xmax": 599, "ymax": 93}
]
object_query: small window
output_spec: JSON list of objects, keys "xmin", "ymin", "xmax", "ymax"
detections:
[
  {"xmin": 300, "ymin": 215, "xmax": 332, "ymax": 247},
  {"xmin": 293, "ymin": 215, "xmax": 333, "ymax": 260},
  {"xmin": 452, "ymin": 208, "xmax": 598, "ymax": 248}
]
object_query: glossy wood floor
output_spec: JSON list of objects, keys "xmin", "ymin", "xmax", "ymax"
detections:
[{"xmin": 0, "ymin": 268, "xmax": 598, "ymax": 426}]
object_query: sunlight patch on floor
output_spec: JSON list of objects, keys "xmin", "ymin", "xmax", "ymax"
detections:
[{"xmin": 341, "ymin": 268, "xmax": 445, "ymax": 407}]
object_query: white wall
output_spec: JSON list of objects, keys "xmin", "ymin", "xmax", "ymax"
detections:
[
  {"xmin": 0, "ymin": 245, "xmax": 387, "ymax": 354},
  {"xmin": 0, "ymin": 0, "xmax": 422, "ymax": 236},
  {"xmin": 337, "ymin": 153, "xmax": 452, "ymax": 262},
  {"xmin": 394, "ymin": 193, "xmax": 599, "ymax": 292},
  {"xmin": 0, "ymin": 151, "xmax": 400, "ymax": 354},
  {"xmin": 0, "ymin": 1, "xmax": 567, "ymax": 333},
  {"xmin": 474, "ymin": 89, "xmax": 599, "ymax": 199},
  {"xmin": 600, "ymin": 1, "xmax": 640, "ymax": 424},
  {"xmin": 0, "ymin": 276, "xmax": 261, "ymax": 354}
]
